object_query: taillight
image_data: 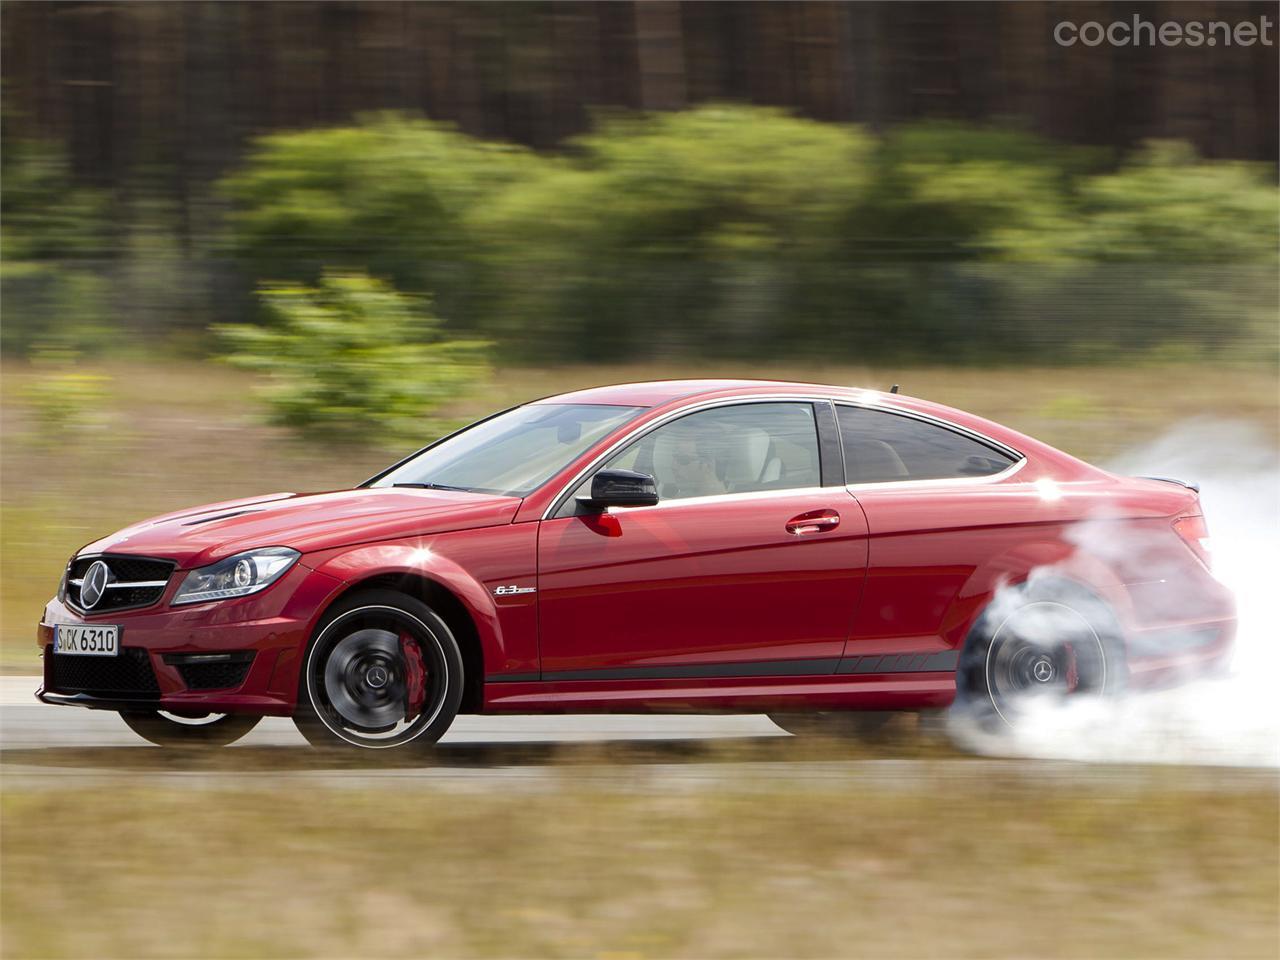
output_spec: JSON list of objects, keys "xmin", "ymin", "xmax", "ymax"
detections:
[{"xmin": 1172, "ymin": 513, "xmax": 1212, "ymax": 568}]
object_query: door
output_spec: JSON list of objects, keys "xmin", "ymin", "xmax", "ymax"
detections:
[
  {"xmin": 536, "ymin": 401, "xmax": 869, "ymax": 679},
  {"xmin": 834, "ymin": 403, "xmax": 1026, "ymax": 668}
]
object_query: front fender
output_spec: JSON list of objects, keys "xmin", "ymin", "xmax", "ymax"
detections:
[{"xmin": 302, "ymin": 525, "xmax": 540, "ymax": 676}]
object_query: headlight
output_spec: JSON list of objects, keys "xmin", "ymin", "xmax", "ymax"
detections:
[{"xmin": 172, "ymin": 547, "xmax": 300, "ymax": 606}]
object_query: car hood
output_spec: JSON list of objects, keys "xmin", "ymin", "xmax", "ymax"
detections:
[{"xmin": 79, "ymin": 488, "xmax": 522, "ymax": 569}]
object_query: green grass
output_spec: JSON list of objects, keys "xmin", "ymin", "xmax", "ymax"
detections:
[
  {"xmin": 2, "ymin": 776, "xmax": 1276, "ymax": 958},
  {"xmin": 2, "ymin": 359, "xmax": 1277, "ymax": 671}
]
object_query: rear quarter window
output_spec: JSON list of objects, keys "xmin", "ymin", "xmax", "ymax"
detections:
[{"xmin": 836, "ymin": 405, "xmax": 1016, "ymax": 483}]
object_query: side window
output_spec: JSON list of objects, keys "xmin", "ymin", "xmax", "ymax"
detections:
[
  {"xmin": 566, "ymin": 402, "xmax": 821, "ymax": 510},
  {"xmin": 836, "ymin": 406, "xmax": 1016, "ymax": 483}
]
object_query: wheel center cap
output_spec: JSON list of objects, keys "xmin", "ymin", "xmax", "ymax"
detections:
[
  {"xmin": 1032, "ymin": 658, "xmax": 1056, "ymax": 683},
  {"xmin": 364, "ymin": 665, "xmax": 389, "ymax": 689}
]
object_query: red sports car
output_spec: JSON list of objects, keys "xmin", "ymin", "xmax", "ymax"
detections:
[{"xmin": 37, "ymin": 380, "xmax": 1234, "ymax": 750}]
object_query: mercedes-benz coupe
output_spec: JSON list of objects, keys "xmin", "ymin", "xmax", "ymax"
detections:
[{"xmin": 37, "ymin": 380, "xmax": 1234, "ymax": 750}]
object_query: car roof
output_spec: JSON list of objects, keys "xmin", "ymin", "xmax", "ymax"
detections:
[
  {"xmin": 534, "ymin": 378, "xmax": 1077, "ymax": 468},
  {"xmin": 538, "ymin": 378, "xmax": 924, "ymax": 408},
  {"xmin": 539, "ymin": 380, "xmax": 779, "ymax": 406}
]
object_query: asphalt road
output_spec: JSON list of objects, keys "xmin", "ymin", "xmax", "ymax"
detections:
[
  {"xmin": 0, "ymin": 675, "xmax": 785, "ymax": 747},
  {"xmin": 4, "ymin": 676, "xmax": 1276, "ymax": 794}
]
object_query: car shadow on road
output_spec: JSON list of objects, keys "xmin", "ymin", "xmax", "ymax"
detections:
[{"xmin": 0, "ymin": 730, "xmax": 963, "ymax": 774}]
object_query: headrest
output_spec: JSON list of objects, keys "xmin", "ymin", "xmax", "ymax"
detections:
[
  {"xmin": 721, "ymin": 427, "xmax": 771, "ymax": 484},
  {"xmin": 847, "ymin": 438, "xmax": 909, "ymax": 483}
]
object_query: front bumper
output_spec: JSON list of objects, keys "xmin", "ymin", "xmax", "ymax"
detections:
[{"xmin": 36, "ymin": 562, "xmax": 344, "ymax": 716}]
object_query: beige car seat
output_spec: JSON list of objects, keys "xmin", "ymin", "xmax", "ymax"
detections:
[
  {"xmin": 721, "ymin": 427, "xmax": 782, "ymax": 491},
  {"xmin": 845, "ymin": 438, "xmax": 909, "ymax": 483}
]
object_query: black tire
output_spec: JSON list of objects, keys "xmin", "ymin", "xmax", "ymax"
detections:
[
  {"xmin": 955, "ymin": 579, "xmax": 1125, "ymax": 731},
  {"xmin": 769, "ymin": 711, "xmax": 894, "ymax": 739},
  {"xmin": 293, "ymin": 589, "xmax": 465, "ymax": 751},
  {"xmin": 119, "ymin": 710, "xmax": 261, "ymax": 747}
]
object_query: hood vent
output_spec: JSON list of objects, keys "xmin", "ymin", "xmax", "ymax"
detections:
[{"xmin": 181, "ymin": 509, "xmax": 263, "ymax": 526}]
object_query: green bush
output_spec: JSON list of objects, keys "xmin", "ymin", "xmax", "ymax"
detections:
[
  {"xmin": 849, "ymin": 122, "xmax": 1099, "ymax": 262},
  {"xmin": 17, "ymin": 346, "xmax": 113, "ymax": 439},
  {"xmin": 215, "ymin": 271, "xmax": 490, "ymax": 444},
  {"xmin": 220, "ymin": 114, "xmax": 541, "ymax": 330},
  {"xmin": 1021, "ymin": 142, "xmax": 1280, "ymax": 359},
  {"xmin": 474, "ymin": 105, "xmax": 875, "ymax": 358},
  {"xmin": 217, "ymin": 110, "xmax": 1279, "ymax": 365},
  {"xmin": 809, "ymin": 123, "xmax": 1102, "ymax": 360},
  {"xmin": 1061, "ymin": 140, "xmax": 1279, "ymax": 263}
]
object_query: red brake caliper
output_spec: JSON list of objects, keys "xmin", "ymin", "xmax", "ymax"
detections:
[
  {"xmin": 399, "ymin": 631, "xmax": 427, "ymax": 719},
  {"xmin": 1064, "ymin": 642, "xmax": 1079, "ymax": 694}
]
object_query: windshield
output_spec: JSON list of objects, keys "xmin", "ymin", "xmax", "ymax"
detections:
[{"xmin": 371, "ymin": 403, "xmax": 645, "ymax": 497}]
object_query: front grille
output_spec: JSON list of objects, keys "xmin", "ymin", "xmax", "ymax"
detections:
[
  {"xmin": 66, "ymin": 555, "xmax": 175, "ymax": 613},
  {"xmin": 169, "ymin": 653, "xmax": 254, "ymax": 691},
  {"xmin": 48, "ymin": 646, "xmax": 161, "ymax": 699}
]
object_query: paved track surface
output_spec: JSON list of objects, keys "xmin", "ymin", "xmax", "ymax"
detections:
[{"xmin": 3, "ymin": 677, "xmax": 1276, "ymax": 794}]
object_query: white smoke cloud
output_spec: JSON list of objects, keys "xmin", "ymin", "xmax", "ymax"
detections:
[{"xmin": 951, "ymin": 419, "xmax": 1280, "ymax": 767}]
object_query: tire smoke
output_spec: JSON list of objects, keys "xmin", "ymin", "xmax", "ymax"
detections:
[{"xmin": 951, "ymin": 419, "xmax": 1279, "ymax": 767}]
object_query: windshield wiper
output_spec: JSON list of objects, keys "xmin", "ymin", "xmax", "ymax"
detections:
[{"xmin": 391, "ymin": 482, "xmax": 475, "ymax": 492}]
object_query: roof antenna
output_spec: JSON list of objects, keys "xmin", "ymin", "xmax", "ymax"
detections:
[{"xmin": 889, "ymin": 384, "xmax": 900, "ymax": 394}]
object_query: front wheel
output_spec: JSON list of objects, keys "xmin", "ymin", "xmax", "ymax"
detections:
[
  {"xmin": 293, "ymin": 590, "xmax": 464, "ymax": 751},
  {"xmin": 119, "ymin": 710, "xmax": 261, "ymax": 747}
]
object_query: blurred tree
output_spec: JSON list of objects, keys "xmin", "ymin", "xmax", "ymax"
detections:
[
  {"xmin": 4, "ymin": 1, "xmax": 1274, "ymax": 204},
  {"xmin": 0, "ymin": 129, "xmax": 114, "ymax": 355},
  {"xmin": 1043, "ymin": 141, "xmax": 1280, "ymax": 360},
  {"xmin": 215, "ymin": 271, "xmax": 490, "ymax": 443}
]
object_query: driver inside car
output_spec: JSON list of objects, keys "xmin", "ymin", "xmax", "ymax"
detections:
[
  {"xmin": 650, "ymin": 426, "xmax": 727, "ymax": 500},
  {"xmin": 669, "ymin": 434, "xmax": 725, "ymax": 498}
]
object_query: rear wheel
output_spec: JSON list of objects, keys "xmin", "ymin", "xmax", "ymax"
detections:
[
  {"xmin": 119, "ymin": 710, "xmax": 260, "ymax": 747},
  {"xmin": 293, "ymin": 589, "xmax": 464, "ymax": 751},
  {"xmin": 769, "ymin": 711, "xmax": 894, "ymax": 739},
  {"xmin": 956, "ymin": 583, "xmax": 1123, "ymax": 730}
]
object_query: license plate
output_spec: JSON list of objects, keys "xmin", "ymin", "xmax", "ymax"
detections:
[{"xmin": 53, "ymin": 624, "xmax": 120, "ymax": 656}]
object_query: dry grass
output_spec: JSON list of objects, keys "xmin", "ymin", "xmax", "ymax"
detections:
[
  {"xmin": 2, "ymin": 359, "xmax": 1277, "ymax": 671},
  {"xmin": 2, "ymin": 775, "xmax": 1276, "ymax": 959}
]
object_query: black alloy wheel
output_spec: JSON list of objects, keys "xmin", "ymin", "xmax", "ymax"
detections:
[{"xmin": 294, "ymin": 589, "xmax": 464, "ymax": 751}]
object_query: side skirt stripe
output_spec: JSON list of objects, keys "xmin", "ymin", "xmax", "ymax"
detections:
[
  {"xmin": 543, "ymin": 658, "xmax": 841, "ymax": 682},
  {"xmin": 487, "ymin": 651, "xmax": 959, "ymax": 683},
  {"xmin": 837, "ymin": 651, "xmax": 960, "ymax": 675}
]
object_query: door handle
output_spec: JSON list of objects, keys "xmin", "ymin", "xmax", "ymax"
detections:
[{"xmin": 785, "ymin": 510, "xmax": 840, "ymax": 535}]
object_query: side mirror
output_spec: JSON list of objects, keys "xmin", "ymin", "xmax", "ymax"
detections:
[{"xmin": 578, "ymin": 468, "xmax": 659, "ymax": 510}]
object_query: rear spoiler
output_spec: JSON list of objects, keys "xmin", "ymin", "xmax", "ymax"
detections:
[{"xmin": 1139, "ymin": 475, "xmax": 1200, "ymax": 493}]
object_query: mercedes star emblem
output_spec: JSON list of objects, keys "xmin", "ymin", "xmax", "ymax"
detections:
[{"xmin": 80, "ymin": 560, "xmax": 111, "ymax": 609}]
